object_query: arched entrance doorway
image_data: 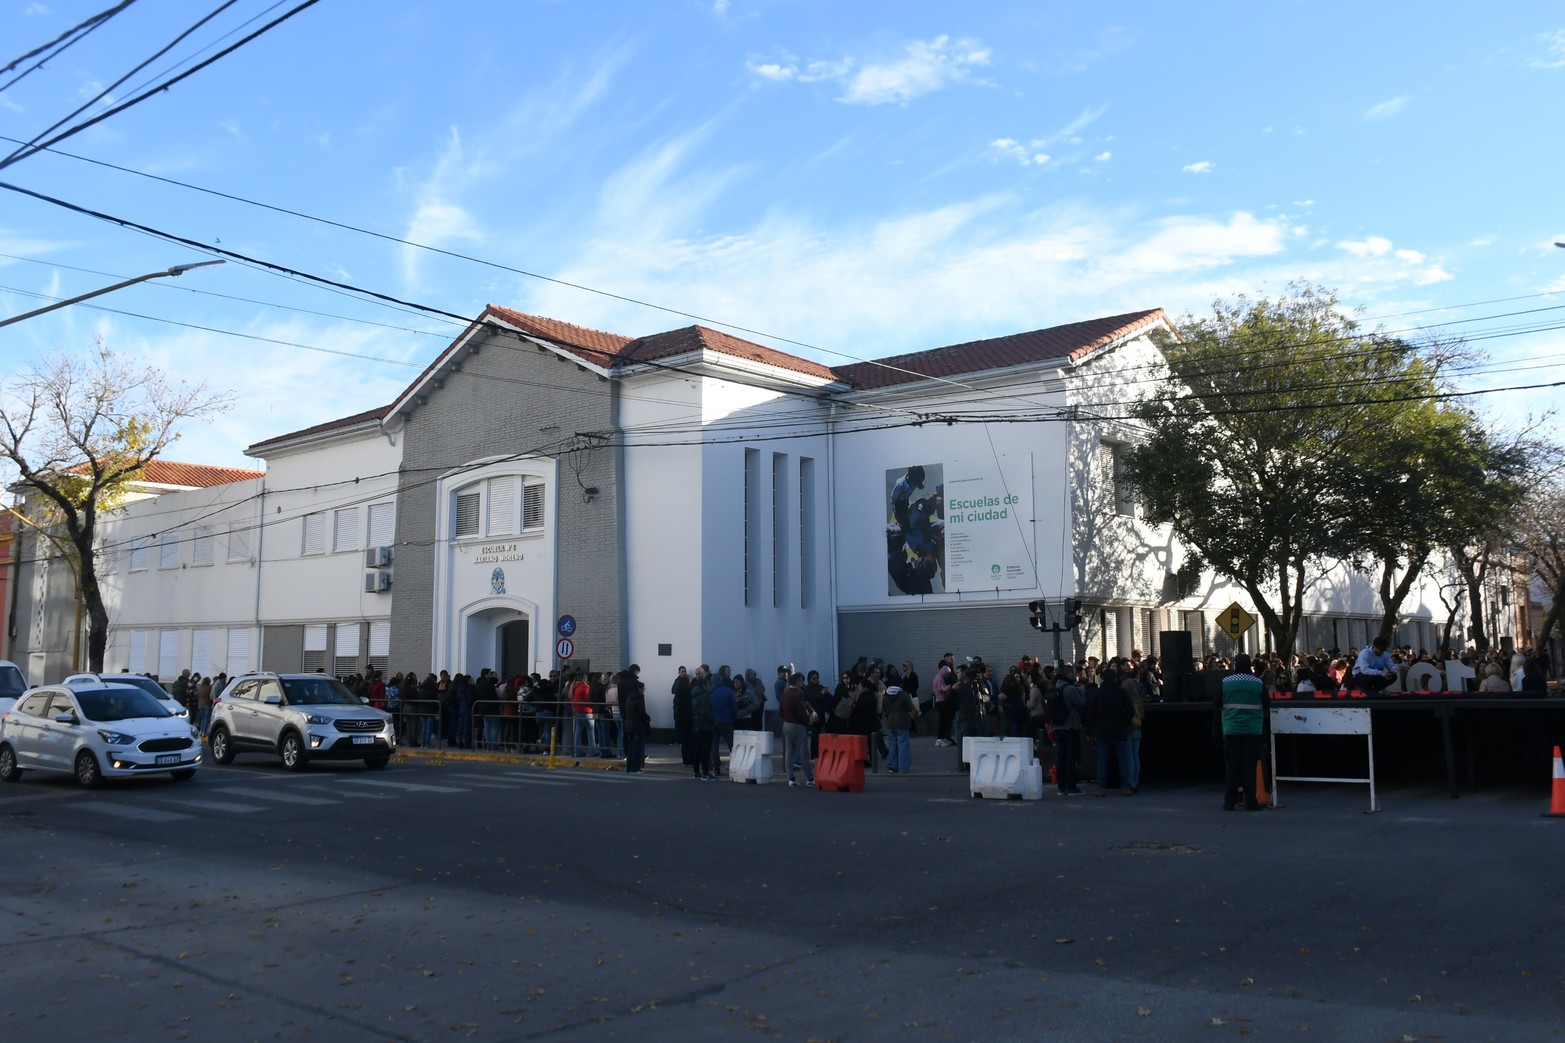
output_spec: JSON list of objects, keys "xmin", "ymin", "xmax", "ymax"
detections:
[{"xmin": 462, "ymin": 605, "xmax": 532, "ymax": 679}]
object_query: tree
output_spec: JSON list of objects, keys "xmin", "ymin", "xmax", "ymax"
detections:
[
  {"xmin": 1123, "ymin": 283, "xmax": 1461, "ymax": 654},
  {"xmin": 1515, "ymin": 478, "xmax": 1565, "ymax": 660},
  {"xmin": 0, "ymin": 344, "xmax": 228, "ymax": 671}
]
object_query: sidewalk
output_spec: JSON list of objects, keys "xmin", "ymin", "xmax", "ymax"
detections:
[{"xmin": 395, "ymin": 728, "xmax": 973, "ymax": 776}]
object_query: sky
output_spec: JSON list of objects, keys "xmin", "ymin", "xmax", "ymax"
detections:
[{"xmin": 1, "ymin": 0, "xmax": 1563, "ymax": 468}]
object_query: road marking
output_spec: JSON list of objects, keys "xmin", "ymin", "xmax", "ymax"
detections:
[
  {"xmin": 218, "ymin": 786, "xmax": 343, "ymax": 805},
  {"xmin": 335, "ymin": 778, "xmax": 469, "ymax": 793},
  {"xmin": 67, "ymin": 802, "xmax": 189, "ymax": 822},
  {"xmin": 446, "ymin": 776, "xmax": 572, "ymax": 789},
  {"xmin": 176, "ymin": 798, "xmax": 268, "ymax": 814}
]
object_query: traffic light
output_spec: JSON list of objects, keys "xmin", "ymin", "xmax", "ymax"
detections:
[
  {"xmin": 1063, "ymin": 597, "xmax": 1081, "ymax": 630},
  {"xmin": 1028, "ymin": 599, "xmax": 1047, "ymax": 631}
]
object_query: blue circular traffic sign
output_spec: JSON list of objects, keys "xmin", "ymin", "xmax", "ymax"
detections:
[{"xmin": 557, "ymin": 614, "xmax": 577, "ymax": 637}]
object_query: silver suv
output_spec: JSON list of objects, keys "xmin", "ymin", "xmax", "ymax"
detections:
[{"xmin": 209, "ymin": 673, "xmax": 395, "ymax": 771}]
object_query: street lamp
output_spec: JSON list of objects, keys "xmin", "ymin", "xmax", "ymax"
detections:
[{"xmin": 0, "ymin": 259, "xmax": 225, "ymax": 329}]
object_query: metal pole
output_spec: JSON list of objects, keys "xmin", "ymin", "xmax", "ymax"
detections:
[{"xmin": 0, "ymin": 260, "xmax": 224, "ymax": 328}]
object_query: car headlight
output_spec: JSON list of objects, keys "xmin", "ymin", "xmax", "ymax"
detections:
[
  {"xmin": 96, "ymin": 729, "xmax": 135, "ymax": 745},
  {"xmin": 305, "ymin": 714, "xmax": 332, "ymax": 726},
  {"xmin": 189, "ymin": 725, "xmax": 201, "ymax": 740}
]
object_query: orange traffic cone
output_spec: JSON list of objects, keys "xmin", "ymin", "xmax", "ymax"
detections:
[
  {"xmin": 1253, "ymin": 762, "xmax": 1270, "ymax": 807},
  {"xmin": 1544, "ymin": 747, "xmax": 1565, "ymax": 818}
]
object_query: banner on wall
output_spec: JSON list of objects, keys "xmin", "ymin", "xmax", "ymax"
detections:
[{"xmin": 884, "ymin": 461, "xmax": 1036, "ymax": 597}]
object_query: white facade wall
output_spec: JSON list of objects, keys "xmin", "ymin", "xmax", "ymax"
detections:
[{"xmin": 94, "ymin": 476, "xmax": 264, "ymax": 679}]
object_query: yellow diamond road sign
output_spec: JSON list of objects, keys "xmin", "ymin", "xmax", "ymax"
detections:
[{"xmin": 1220, "ymin": 602, "xmax": 1255, "ymax": 639}]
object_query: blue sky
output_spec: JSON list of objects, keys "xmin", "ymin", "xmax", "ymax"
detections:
[{"xmin": 2, "ymin": 1, "xmax": 1562, "ymax": 466}]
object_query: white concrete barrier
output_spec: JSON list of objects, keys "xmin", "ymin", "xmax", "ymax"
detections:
[
  {"xmin": 728, "ymin": 729, "xmax": 774, "ymax": 784},
  {"xmin": 967, "ymin": 736, "xmax": 1042, "ymax": 800}
]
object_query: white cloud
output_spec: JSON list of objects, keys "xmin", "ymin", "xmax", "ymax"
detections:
[
  {"xmin": 1182, "ymin": 160, "xmax": 1212, "ymax": 174},
  {"xmin": 1094, "ymin": 151, "xmax": 1111, "ymax": 162},
  {"xmin": 712, "ymin": 0, "xmax": 730, "ymax": 14},
  {"xmin": 400, "ymin": 128, "xmax": 484, "ymax": 287},
  {"xmin": 988, "ymin": 139, "xmax": 1049, "ymax": 166},
  {"xmin": 1394, "ymin": 248, "xmax": 1425, "ymax": 263},
  {"xmin": 1292, "ymin": 199, "xmax": 1315, "ymax": 207},
  {"xmin": 1531, "ymin": 29, "xmax": 1565, "ymax": 69},
  {"xmin": 749, "ymin": 36, "xmax": 991, "ymax": 106},
  {"xmin": 1337, "ymin": 236, "xmax": 1393, "ymax": 257},
  {"xmin": 1364, "ymin": 95, "xmax": 1409, "ymax": 119},
  {"xmin": 24, "ymin": 3, "xmax": 47, "ymax": 14},
  {"xmin": 1414, "ymin": 265, "xmax": 1453, "ymax": 285},
  {"xmin": 1468, "ymin": 235, "xmax": 1495, "ymax": 247}
]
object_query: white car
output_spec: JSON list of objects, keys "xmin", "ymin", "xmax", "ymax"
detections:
[
  {"xmin": 62, "ymin": 672, "xmax": 187, "ymax": 719},
  {"xmin": 0, "ymin": 683, "xmax": 202, "ymax": 788},
  {"xmin": 0, "ymin": 659, "xmax": 30, "ymax": 716}
]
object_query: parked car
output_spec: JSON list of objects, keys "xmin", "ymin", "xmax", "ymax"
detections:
[
  {"xmin": 0, "ymin": 683, "xmax": 201, "ymax": 787},
  {"xmin": 0, "ymin": 660, "xmax": 30, "ymax": 716},
  {"xmin": 62, "ymin": 672, "xmax": 186, "ymax": 719},
  {"xmin": 209, "ymin": 672, "xmax": 395, "ymax": 771}
]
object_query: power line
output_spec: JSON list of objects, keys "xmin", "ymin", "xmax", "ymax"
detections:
[{"xmin": 0, "ymin": 0, "xmax": 138, "ymax": 89}]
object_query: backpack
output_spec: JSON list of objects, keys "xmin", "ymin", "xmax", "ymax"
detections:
[
  {"xmin": 1047, "ymin": 686, "xmax": 1071, "ymax": 727},
  {"xmin": 833, "ymin": 691, "xmax": 855, "ymax": 721}
]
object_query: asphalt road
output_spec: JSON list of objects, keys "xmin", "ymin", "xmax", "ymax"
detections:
[{"xmin": 0, "ymin": 742, "xmax": 1560, "ymax": 1042}]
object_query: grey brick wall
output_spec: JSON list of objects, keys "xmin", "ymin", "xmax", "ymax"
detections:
[
  {"xmin": 389, "ymin": 327, "xmax": 625, "ymax": 675},
  {"xmin": 837, "ymin": 604, "xmax": 1081, "ymax": 676}
]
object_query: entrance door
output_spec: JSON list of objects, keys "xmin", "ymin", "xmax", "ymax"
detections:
[{"xmin": 498, "ymin": 620, "xmax": 529, "ymax": 681}]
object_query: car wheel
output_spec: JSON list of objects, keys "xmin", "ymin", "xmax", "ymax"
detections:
[
  {"xmin": 209, "ymin": 725, "xmax": 235, "ymax": 764},
  {"xmin": 363, "ymin": 755, "xmax": 389, "ymax": 770},
  {"xmin": 279, "ymin": 731, "xmax": 308, "ymax": 771},
  {"xmin": 74, "ymin": 750, "xmax": 103, "ymax": 789},
  {"xmin": 170, "ymin": 768, "xmax": 196, "ymax": 782},
  {"xmin": 0, "ymin": 744, "xmax": 21, "ymax": 783}
]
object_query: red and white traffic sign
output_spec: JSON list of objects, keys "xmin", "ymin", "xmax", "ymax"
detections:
[{"xmin": 555, "ymin": 637, "xmax": 574, "ymax": 660}]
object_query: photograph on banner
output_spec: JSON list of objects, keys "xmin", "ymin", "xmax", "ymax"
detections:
[{"xmin": 884, "ymin": 459, "xmax": 1036, "ymax": 597}]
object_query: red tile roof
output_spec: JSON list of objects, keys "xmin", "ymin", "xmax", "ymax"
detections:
[
  {"xmin": 617, "ymin": 324, "xmax": 839, "ymax": 381},
  {"xmin": 71, "ymin": 459, "xmax": 264, "ymax": 487},
  {"xmin": 830, "ymin": 309, "xmax": 1169, "ymax": 391}
]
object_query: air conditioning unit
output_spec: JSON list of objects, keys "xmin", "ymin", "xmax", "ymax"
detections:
[
  {"xmin": 363, "ymin": 571, "xmax": 393, "ymax": 593},
  {"xmin": 364, "ymin": 546, "xmax": 393, "ymax": 568}
]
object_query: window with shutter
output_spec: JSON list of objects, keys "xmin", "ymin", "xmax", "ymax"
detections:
[
  {"xmin": 487, "ymin": 477, "xmax": 517, "ymax": 535},
  {"xmin": 129, "ymin": 630, "xmax": 148, "ymax": 673},
  {"xmin": 192, "ymin": 526, "xmax": 214, "ymax": 566},
  {"xmin": 367, "ymin": 501, "xmax": 394, "ymax": 546},
  {"xmin": 228, "ymin": 523, "xmax": 251, "ymax": 562},
  {"xmin": 454, "ymin": 491, "xmax": 480, "ymax": 537},
  {"xmin": 334, "ymin": 508, "xmax": 359, "ymax": 552},
  {"xmin": 302, "ymin": 513, "xmax": 327, "ymax": 555},
  {"xmin": 159, "ymin": 630, "xmax": 180, "ymax": 677},
  {"xmin": 191, "ymin": 629, "xmax": 213, "ymax": 674},
  {"xmin": 159, "ymin": 532, "xmax": 181, "ymax": 569},
  {"xmin": 522, "ymin": 481, "xmax": 545, "ymax": 531},
  {"xmin": 225, "ymin": 629, "xmax": 250, "ymax": 674},
  {"xmin": 129, "ymin": 537, "xmax": 150, "ymax": 571}
]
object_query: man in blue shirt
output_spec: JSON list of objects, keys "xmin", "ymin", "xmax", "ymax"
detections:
[{"xmin": 1351, "ymin": 636, "xmax": 1397, "ymax": 693}]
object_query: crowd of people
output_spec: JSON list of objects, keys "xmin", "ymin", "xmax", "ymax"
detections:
[{"xmin": 134, "ymin": 637, "xmax": 1554, "ymax": 797}]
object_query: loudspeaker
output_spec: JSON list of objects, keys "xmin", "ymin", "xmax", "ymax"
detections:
[{"xmin": 1159, "ymin": 631, "xmax": 1194, "ymax": 677}]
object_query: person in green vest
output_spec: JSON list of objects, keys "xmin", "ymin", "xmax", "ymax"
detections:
[{"xmin": 1221, "ymin": 654, "xmax": 1268, "ymax": 811}]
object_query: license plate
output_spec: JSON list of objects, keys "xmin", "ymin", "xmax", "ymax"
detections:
[
  {"xmin": 156, "ymin": 754, "xmax": 180, "ymax": 765},
  {"xmin": 352, "ymin": 735, "xmax": 374, "ymax": 744}
]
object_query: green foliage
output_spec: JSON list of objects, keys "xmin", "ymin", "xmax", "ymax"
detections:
[{"xmin": 1123, "ymin": 282, "xmax": 1488, "ymax": 651}]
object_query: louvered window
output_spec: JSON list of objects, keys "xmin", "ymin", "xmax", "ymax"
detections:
[
  {"xmin": 228, "ymin": 524, "xmax": 251, "ymax": 562},
  {"xmin": 367, "ymin": 502, "xmax": 394, "ymax": 546},
  {"xmin": 522, "ymin": 481, "xmax": 545, "ymax": 531},
  {"xmin": 129, "ymin": 537, "xmax": 150, "ymax": 571},
  {"xmin": 159, "ymin": 531, "xmax": 181, "ymax": 569},
  {"xmin": 333, "ymin": 508, "xmax": 359, "ymax": 552},
  {"xmin": 192, "ymin": 526, "xmax": 214, "ymax": 566},
  {"xmin": 454, "ymin": 492, "xmax": 481, "ymax": 537},
  {"xmin": 487, "ymin": 477, "xmax": 517, "ymax": 535},
  {"xmin": 302, "ymin": 513, "xmax": 327, "ymax": 555}
]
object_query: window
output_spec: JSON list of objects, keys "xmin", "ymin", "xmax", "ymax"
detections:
[
  {"xmin": 191, "ymin": 629, "xmax": 213, "ymax": 674},
  {"xmin": 453, "ymin": 492, "xmax": 481, "ymax": 538},
  {"xmin": 129, "ymin": 536, "xmax": 150, "ymax": 572},
  {"xmin": 367, "ymin": 501, "xmax": 394, "ymax": 547},
  {"xmin": 799, "ymin": 457, "xmax": 815, "ymax": 608},
  {"xmin": 192, "ymin": 526, "xmax": 214, "ymax": 567},
  {"xmin": 302, "ymin": 513, "xmax": 327, "ymax": 555},
  {"xmin": 522, "ymin": 481, "xmax": 545, "ymax": 531},
  {"xmin": 228, "ymin": 523, "xmax": 252, "ymax": 562},
  {"xmin": 128, "ymin": 630, "xmax": 148, "ymax": 673},
  {"xmin": 302, "ymin": 623, "xmax": 329, "ymax": 673},
  {"xmin": 333, "ymin": 508, "xmax": 359, "ymax": 553},
  {"xmin": 772, "ymin": 453, "xmax": 787, "ymax": 608},
  {"xmin": 159, "ymin": 531, "xmax": 182, "ymax": 569},
  {"xmin": 487, "ymin": 477, "xmax": 517, "ymax": 536},
  {"xmin": 226, "ymin": 628, "xmax": 250, "ymax": 674},
  {"xmin": 1099, "ymin": 440, "xmax": 1136, "ymax": 517},
  {"xmin": 743, "ymin": 449, "xmax": 758, "ymax": 606},
  {"xmin": 158, "ymin": 629, "xmax": 180, "ymax": 679},
  {"xmin": 334, "ymin": 623, "xmax": 360, "ymax": 673},
  {"xmin": 368, "ymin": 622, "xmax": 390, "ymax": 674}
]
